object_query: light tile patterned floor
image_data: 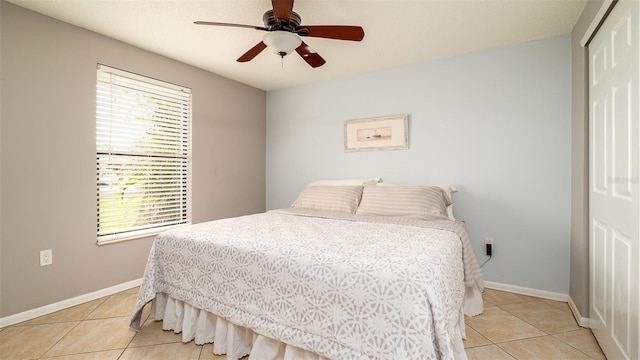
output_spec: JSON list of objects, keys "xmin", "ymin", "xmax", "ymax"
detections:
[
  {"xmin": 464, "ymin": 289, "xmax": 605, "ymax": 360},
  {"xmin": 0, "ymin": 288, "xmax": 606, "ymax": 359}
]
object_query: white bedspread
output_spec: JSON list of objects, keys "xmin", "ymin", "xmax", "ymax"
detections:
[{"xmin": 131, "ymin": 209, "xmax": 484, "ymax": 359}]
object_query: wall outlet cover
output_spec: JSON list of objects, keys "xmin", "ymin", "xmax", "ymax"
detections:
[{"xmin": 40, "ymin": 249, "xmax": 52, "ymax": 266}]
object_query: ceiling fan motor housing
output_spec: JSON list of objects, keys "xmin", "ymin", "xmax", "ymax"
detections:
[{"xmin": 262, "ymin": 10, "xmax": 301, "ymax": 31}]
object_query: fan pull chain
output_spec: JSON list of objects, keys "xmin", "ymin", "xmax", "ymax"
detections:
[{"xmin": 278, "ymin": 52, "xmax": 287, "ymax": 68}]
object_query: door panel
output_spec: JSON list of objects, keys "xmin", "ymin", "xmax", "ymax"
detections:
[
  {"xmin": 612, "ymin": 81, "xmax": 632, "ymax": 198},
  {"xmin": 592, "ymin": 95, "xmax": 608, "ymax": 193},
  {"xmin": 612, "ymin": 232, "xmax": 630, "ymax": 354},
  {"xmin": 589, "ymin": 1, "xmax": 639, "ymax": 360},
  {"xmin": 591, "ymin": 221, "xmax": 607, "ymax": 324}
]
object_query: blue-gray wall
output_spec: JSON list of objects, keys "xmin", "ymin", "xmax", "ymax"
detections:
[{"xmin": 266, "ymin": 35, "xmax": 571, "ymax": 294}]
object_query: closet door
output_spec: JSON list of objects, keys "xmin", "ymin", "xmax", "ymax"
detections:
[{"xmin": 589, "ymin": 1, "xmax": 639, "ymax": 359}]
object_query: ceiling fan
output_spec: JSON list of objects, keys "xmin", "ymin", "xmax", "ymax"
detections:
[{"xmin": 194, "ymin": 0, "xmax": 365, "ymax": 68}]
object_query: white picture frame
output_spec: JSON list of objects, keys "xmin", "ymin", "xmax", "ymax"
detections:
[{"xmin": 344, "ymin": 114, "xmax": 409, "ymax": 152}]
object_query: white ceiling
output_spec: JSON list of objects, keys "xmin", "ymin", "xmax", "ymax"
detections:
[{"xmin": 7, "ymin": 0, "xmax": 587, "ymax": 91}]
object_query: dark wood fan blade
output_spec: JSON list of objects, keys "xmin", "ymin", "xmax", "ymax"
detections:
[
  {"xmin": 300, "ymin": 25, "xmax": 365, "ymax": 41},
  {"xmin": 237, "ymin": 42, "xmax": 268, "ymax": 62},
  {"xmin": 295, "ymin": 42, "xmax": 326, "ymax": 68},
  {"xmin": 194, "ymin": 21, "xmax": 267, "ymax": 31},
  {"xmin": 272, "ymin": 0, "xmax": 294, "ymax": 23}
]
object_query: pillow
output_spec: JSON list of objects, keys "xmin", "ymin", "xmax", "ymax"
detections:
[
  {"xmin": 291, "ymin": 185, "xmax": 364, "ymax": 214},
  {"xmin": 307, "ymin": 177, "xmax": 381, "ymax": 187},
  {"xmin": 356, "ymin": 185, "xmax": 450, "ymax": 220},
  {"xmin": 377, "ymin": 183, "xmax": 457, "ymax": 220}
]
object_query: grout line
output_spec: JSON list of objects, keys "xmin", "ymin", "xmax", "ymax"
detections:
[
  {"xmin": 494, "ymin": 340, "xmax": 522, "ymax": 360},
  {"xmin": 37, "ymin": 320, "xmax": 83, "ymax": 359},
  {"xmin": 465, "ymin": 296, "xmax": 605, "ymax": 360},
  {"xmin": 551, "ymin": 332, "xmax": 599, "ymax": 360},
  {"xmin": 466, "ymin": 299, "xmax": 591, "ymax": 355}
]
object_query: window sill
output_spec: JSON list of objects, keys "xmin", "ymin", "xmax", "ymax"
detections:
[{"xmin": 96, "ymin": 223, "xmax": 191, "ymax": 246}]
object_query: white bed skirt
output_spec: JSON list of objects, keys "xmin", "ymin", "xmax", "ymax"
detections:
[{"xmin": 148, "ymin": 293, "xmax": 469, "ymax": 360}]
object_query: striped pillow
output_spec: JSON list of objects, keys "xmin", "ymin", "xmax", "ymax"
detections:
[
  {"xmin": 378, "ymin": 183, "xmax": 457, "ymax": 219},
  {"xmin": 356, "ymin": 185, "xmax": 450, "ymax": 220},
  {"xmin": 307, "ymin": 177, "xmax": 381, "ymax": 186},
  {"xmin": 291, "ymin": 185, "xmax": 364, "ymax": 214}
]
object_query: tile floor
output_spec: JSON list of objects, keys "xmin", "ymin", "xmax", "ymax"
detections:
[
  {"xmin": 0, "ymin": 288, "xmax": 606, "ymax": 359},
  {"xmin": 464, "ymin": 289, "xmax": 605, "ymax": 360}
]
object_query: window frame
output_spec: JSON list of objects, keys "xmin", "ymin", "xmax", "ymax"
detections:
[{"xmin": 95, "ymin": 64, "xmax": 192, "ymax": 244}]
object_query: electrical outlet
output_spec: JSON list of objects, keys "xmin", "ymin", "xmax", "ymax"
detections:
[
  {"xmin": 485, "ymin": 237, "xmax": 493, "ymax": 257},
  {"xmin": 40, "ymin": 249, "xmax": 53, "ymax": 266}
]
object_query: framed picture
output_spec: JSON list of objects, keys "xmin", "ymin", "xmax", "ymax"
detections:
[{"xmin": 344, "ymin": 114, "xmax": 409, "ymax": 152}]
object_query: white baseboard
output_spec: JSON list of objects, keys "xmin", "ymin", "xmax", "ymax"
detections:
[
  {"xmin": 0, "ymin": 278, "xmax": 142, "ymax": 328},
  {"xmin": 484, "ymin": 281, "xmax": 569, "ymax": 302},
  {"xmin": 568, "ymin": 296, "xmax": 590, "ymax": 328},
  {"xmin": 484, "ymin": 281, "xmax": 590, "ymax": 328}
]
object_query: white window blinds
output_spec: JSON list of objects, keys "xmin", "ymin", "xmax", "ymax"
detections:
[{"xmin": 96, "ymin": 64, "xmax": 192, "ymax": 243}]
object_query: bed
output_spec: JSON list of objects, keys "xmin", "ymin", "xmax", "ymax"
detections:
[{"xmin": 130, "ymin": 181, "xmax": 484, "ymax": 360}]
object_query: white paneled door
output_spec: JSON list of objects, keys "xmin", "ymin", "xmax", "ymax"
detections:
[{"xmin": 589, "ymin": 1, "xmax": 639, "ymax": 359}]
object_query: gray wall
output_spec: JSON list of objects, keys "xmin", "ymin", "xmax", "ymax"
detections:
[
  {"xmin": 266, "ymin": 35, "xmax": 572, "ymax": 294},
  {"xmin": 0, "ymin": 2, "xmax": 266, "ymax": 317},
  {"xmin": 569, "ymin": 0, "xmax": 605, "ymax": 319}
]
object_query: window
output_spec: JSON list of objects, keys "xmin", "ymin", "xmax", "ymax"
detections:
[{"xmin": 96, "ymin": 64, "xmax": 192, "ymax": 244}]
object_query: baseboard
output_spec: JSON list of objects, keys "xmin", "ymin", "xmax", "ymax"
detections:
[
  {"xmin": 484, "ymin": 281, "xmax": 591, "ymax": 328},
  {"xmin": 0, "ymin": 278, "xmax": 142, "ymax": 328},
  {"xmin": 484, "ymin": 281, "xmax": 569, "ymax": 302},
  {"xmin": 568, "ymin": 296, "xmax": 590, "ymax": 328}
]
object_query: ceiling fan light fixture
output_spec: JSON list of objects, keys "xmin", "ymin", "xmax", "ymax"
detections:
[{"xmin": 263, "ymin": 31, "xmax": 302, "ymax": 57}]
